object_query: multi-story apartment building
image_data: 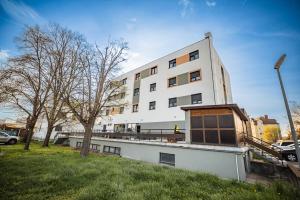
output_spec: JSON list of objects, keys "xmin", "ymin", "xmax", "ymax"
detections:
[{"xmin": 98, "ymin": 33, "xmax": 233, "ymax": 132}]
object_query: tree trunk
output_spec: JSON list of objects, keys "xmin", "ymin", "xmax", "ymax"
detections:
[
  {"xmin": 42, "ymin": 123, "xmax": 54, "ymax": 147},
  {"xmin": 80, "ymin": 124, "xmax": 93, "ymax": 157},
  {"xmin": 24, "ymin": 122, "xmax": 35, "ymax": 150}
]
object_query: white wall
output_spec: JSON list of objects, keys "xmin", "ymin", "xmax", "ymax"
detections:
[{"xmin": 69, "ymin": 136, "xmax": 248, "ymax": 181}]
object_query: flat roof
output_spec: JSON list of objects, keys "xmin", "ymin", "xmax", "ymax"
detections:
[{"xmin": 181, "ymin": 104, "xmax": 249, "ymax": 121}]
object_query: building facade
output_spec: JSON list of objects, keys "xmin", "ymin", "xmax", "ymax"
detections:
[{"xmin": 98, "ymin": 33, "xmax": 233, "ymax": 132}]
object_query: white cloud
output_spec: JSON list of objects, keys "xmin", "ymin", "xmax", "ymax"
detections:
[
  {"xmin": 178, "ymin": 0, "xmax": 193, "ymax": 18},
  {"xmin": 0, "ymin": 50, "xmax": 9, "ymax": 61},
  {"xmin": 126, "ymin": 17, "xmax": 138, "ymax": 30},
  {"xmin": 0, "ymin": 0, "xmax": 45, "ymax": 24},
  {"xmin": 206, "ymin": 0, "xmax": 217, "ymax": 7}
]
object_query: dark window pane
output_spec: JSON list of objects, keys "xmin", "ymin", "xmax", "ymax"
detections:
[
  {"xmin": 191, "ymin": 130, "xmax": 203, "ymax": 143},
  {"xmin": 159, "ymin": 153, "xmax": 175, "ymax": 166},
  {"xmin": 168, "ymin": 77, "xmax": 177, "ymax": 87},
  {"xmin": 219, "ymin": 115, "xmax": 234, "ymax": 128},
  {"xmin": 191, "ymin": 93, "xmax": 202, "ymax": 104},
  {"xmin": 169, "ymin": 98, "xmax": 177, "ymax": 107},
  {"xmin": 189, "ymin": 50, "xmax": 199, "ymax": 61},
  {"xmin": 190, "ymin": 71, "xmax": 200, "ymax": 82},
  {"xmin": 220, "ymin": 130, "xmax": 236, "ymax": 145},
  {"xmin": 191, "ymin": 116, "xmax": 203, "ymax": 128},
  {"xmin": 204, "ymin": 116, "xmax": 217, "ymax": 128},
  {"xmin": 169, "ymin": 59, "xmax": 176, "ymax": 68},
  {"xmin": 205, "ymin": 130, "xmax": 219, "ymax": 144}
]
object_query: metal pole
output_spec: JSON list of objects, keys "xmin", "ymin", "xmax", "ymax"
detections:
[{"xmin": 276, "ymin": 68, "xmax": 300, "ymax": 167}]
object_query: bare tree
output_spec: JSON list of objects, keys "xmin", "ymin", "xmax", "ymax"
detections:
[
  {"xmin": 65, "ymin": 40, "xmax": 128, "ymax": 157},
  {"xmin": 2, "ymin": 26, "xmax": 53, "ymax": 150},
  {"xmin": 42, "ymin": 24, "xmax": 87, "ymax": 147}
]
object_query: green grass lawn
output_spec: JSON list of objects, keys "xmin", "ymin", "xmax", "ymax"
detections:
[{"xmin": 0, "ymin": 143, "xmax": 299, "ymax": 200}]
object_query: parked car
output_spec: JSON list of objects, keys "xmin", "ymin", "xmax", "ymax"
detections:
[
  {"xmin": 271, "ymin": 140, "xmax": 295, "ymax": 149},
  {"xmin": 281, "ymin": 148, "xmax": 298, "ymax": 162},
  {"xmin": 0, "ymin": 131, "xmax": 19, "ymax": 145}
]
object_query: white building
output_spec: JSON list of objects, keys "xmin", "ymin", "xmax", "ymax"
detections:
[{"xmin": 98, "ymin": 33, "xmax": 233, "ymax": 132}]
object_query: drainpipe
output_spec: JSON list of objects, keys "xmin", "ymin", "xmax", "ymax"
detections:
[
  {"xmin": 235, "ymin": 154, "xmax": 240, "ymax": 181},
  {"xmin": 205, "ymin": 32, "xmax": 217, "ymax": 105}
]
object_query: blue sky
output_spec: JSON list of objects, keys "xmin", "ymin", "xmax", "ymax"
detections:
[{"xmin": 0, "ymin": 0, "xmax": 300, "ymax": 133}]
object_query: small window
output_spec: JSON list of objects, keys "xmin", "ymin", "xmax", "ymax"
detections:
[
  {"xmin": 90, "ymin": 144, "xmax": 100, "ymax": 151},
  {"xmin": 150, "ymin": 83, "xmax": 156, "ymax": 92},
  {"xmin": 119, "ymin": 107, "xmax": 124, "ymax": 114},
  {"xmin": 103, "ymin": 145, "xmax": 121, "ymax": 155},
  {"xmin": 191, "ymin": 93, "xmax": 202, "ymax": 104},
  {"xmin": 76, "ymin": 142, "xmax": 82, "ymax": 148},
  {"xmin": 121, "ymin": 78, "xmax": 127, "ymax": 85},
  {"xmin": 150, "ymin": 66, "xmax": 158, "ymax": 75},
  {"xmin": 168, "ymin": 77, "xmax": 177, "ymax": 87},
  {"xmin": 149, "ymin": 101, "xmax": 156, "ymax": 110},
  {"xmin": 168, "ymin": 98, "xmax": 177, "ymax": 107},
  {"xmin": 133, "ymin": 88, "xmax": 139, "ymax": 96},
  {"xmin": 133, "ymin": 104, "xmax": 138, "ymax": 112},
  {"xmin": 204, "ymin": 116, "xmax": 218, "ymax": 128},
  {"xmin": 169, "ymin": 59, "xmax": 176, "ymax": 68},
  {"xmin": 135, "ymin": 73, "xmax": 140, "ymax": 80},
  {"xmin": 189, "ymin": 50, "xmax": 199, "ymax": 61},
  {"xmin": 105, "ymin": 109, "xmax": 110, "ymax": 116},
  {"xmin": 159, "ymin": 152, "xmax": 175, "ymax": 166},
  {"xmin": 190, "ymin": 70, "xmax": 201, "ymax": 82}
]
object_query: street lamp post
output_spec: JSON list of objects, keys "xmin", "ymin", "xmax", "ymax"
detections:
[{"xmin": 274, "ymin": 54, "xmax": 300, "ymax": 167}]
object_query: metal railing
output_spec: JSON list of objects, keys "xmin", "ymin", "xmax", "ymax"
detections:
[{"xmin": 55, "ymin": 129, "xmax": 186, "ymax": 143}]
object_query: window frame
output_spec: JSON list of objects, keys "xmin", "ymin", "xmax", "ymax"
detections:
[
  {"xmin": 149, "ymin": 101, "xmax": 156, "ymax": 110},
  {"xmin": 168, "ymin": 98, "xmax": 177, "ymax": 107},
  {"xmin": 189, "ymin": 50, "xmax": 199, "ymax": 61},
  {"xmin": 159, "ymin": 152, "xmax": 175, "ymax": 166},
  {"xmin": 150, "ymin": 66, "xmax": 158, "ymax": 75},
  {"xmin": 189, "ymin": 70, "xmax": 201, "ymax": 82},
  {"xmin": 132, "ymin": 104, "xmax": 138, "ymax": 112},
  {"xmin": 135, "ymin": 73, "xmax": 141, "ymax": 81},
  {"xmin": 119, "ymin": 107, "xmax": 124, "ymax": 114},
  {"xmin": 103, "ymin": 145, "xmax": 121, "ymax": 155},
  {"xmin": 168, "ymin": 77, "xmax": 177, "ymax": 87},
  {"xmin": 133, "ymin": 88, "xmax": 140, "ymax": 96},
  {"xmin": 150, "ymin": 83, "xmax": 156, "ymax": 92},
  {"xmin": 121, "ymin": 78, "xmax": 127, "ymax": 85},
  {"xmin": 191, "ymin": 93, "xmax": 202, "ymax": 104},
  {"xmin": 169, "ymin": 59, "xmax": 176, "ymax": 68}
]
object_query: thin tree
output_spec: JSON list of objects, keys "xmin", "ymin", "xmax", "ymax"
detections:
[
  {"xmin": 42, "ymin": 24, "xmax": 87, "ymax": 147},
  {"xmin": 65, "ymin": 40, "xmax": 128, "ymax": 157},
  {"xmin": 2, "ymin": 26, "xmax": 53, "ymax": 150}
]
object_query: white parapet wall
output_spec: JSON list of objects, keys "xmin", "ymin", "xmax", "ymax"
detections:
[{"xmin": 69, "ymin": 136, "xmax": 249, "ymax": 181}]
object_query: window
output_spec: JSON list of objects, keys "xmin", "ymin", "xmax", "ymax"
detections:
[
  {"xmin": 105, "ymin": 109, "xmax": 110, "ymax": 116},
  {"xmin": 121, "ymin": 78, "xmax": 127, "ymax": 85},
  {"xmin": 91, "ymin": 144, "xmax": 100, "ymax": 152},
  {"xmin": 169, "ymin": 59, "xmax": 176, "ymax": 68},
  {"xmin": 189, "ymin": 50, "xmax": 199, "ymax": 61},
  {"xmin": 205, "ymin": 130, "xmax": 219, "ymax": 144},
  {"xmin": 119, "ymin": 107, "xmax": 124, "ymax": 114},
  {"xmin": 150, "ymin": 66, "xmax": 158, "ymax": 75},
  {"xmin": 191, "ymin": 116, "xmax": 203, "ymax": 128},
  {"xmin": 149, "ymin": 101, "xmax": 156, "ymax": 110},
  {"xmin": 191, "ymin": 93, "xmax": 202, "ymax": 104},
  {"xmin": 204, "ymin": 116, "xmax": 218, "ymax": 128},
  {"xmin": 103, "ymin": 145, "xmax": 121, "ymax": 155},
  {"xmin": 150, "ymin": 83, "xmax": 156, "ymax": 92},
  {"xmin": 219, "ymin": 115, "xmax": 234, "ymax": 128},
  {"xmin": 169, "ymin": 98, "xmax": 177, "ymax": 107},
  {"xmin": 133, "ymin": 88, "xmax": 139, "ymax": 96},
  {"xmin": 220, "ymin": 130, "xmax": 236, "ymax": 145},
  {"xmin": 76, "ymin": 142, "xmax": 82, "ymax": 148},
  {"xmin": 135, "ymin": 73, "xmax": 140, "ymax": 80},
  {"xmin": 191, "ymin": 130, "xmax": 204, "ymax": 143},
  {"xmin": 132, "ymin": 104, "xmax": 138, "ymax": 112},
  {"xmin": 159, "ymin": 152, "xmax": 175, "ymax": 166},
  {"xmin": 190, "ymin": 70, "xmax": 201, "ymax": 82},
  {"xmin": 168, "ymin": 77, "xmax": 177, "ymax": 87}
]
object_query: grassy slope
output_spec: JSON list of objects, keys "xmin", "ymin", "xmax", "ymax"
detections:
[{"xmin": 0, "ymin": 143, "xmax": 299, "ymax": 200}]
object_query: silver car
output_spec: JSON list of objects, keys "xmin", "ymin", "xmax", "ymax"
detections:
[{"xmin": 0, "ymin": 131, "xmax": 19, "ymax": 145}]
